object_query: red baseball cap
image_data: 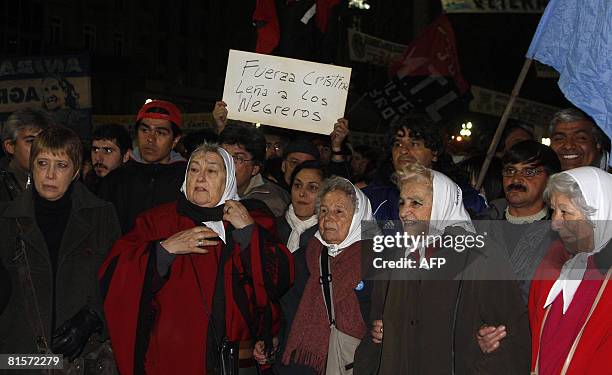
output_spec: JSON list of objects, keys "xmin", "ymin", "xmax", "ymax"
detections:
[{"xmin": 136, "ymin": 100, "xmax": 182, "ymax": 127}]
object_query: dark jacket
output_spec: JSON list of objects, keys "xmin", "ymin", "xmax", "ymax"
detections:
[
  {"xmin": 274, "ymin": 215, "xmax": 319, "ymax": 375},
  {"xmin": 0, "ymin": 157, "xmax": 25, "ymax": 202},
  {"xmin": 476, "ymin": 198, "xmax": 555, "ymax": 302},
  {"xmin": 354, "ymin": 228, "xmax": 530, "ymax": 375},
  {"xmin": 98, "ymin": 159, "xmax": 186, "ymax": 234},
  {"xmin": 0, "ymin": 182, "xmax": 121, "ymax": 354}
]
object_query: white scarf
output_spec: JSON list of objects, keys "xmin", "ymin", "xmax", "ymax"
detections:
[
  {"xmin": 409, "ymin": 170, "xmax": 475, "ymax": 264},
  {"xmin": 315, "ymin": 179, "xmax": 374, "ymax": 257},
  {"xmin": 544, "ymin": 166, "xmax": 612, "ymax": 313},
  {"xmin": 285, "ymin": 204, "xmax": 317, "ymax": 253},
  {"xmin": 180, "ymin": 147, "xmax": 239, "ymax": 243}
]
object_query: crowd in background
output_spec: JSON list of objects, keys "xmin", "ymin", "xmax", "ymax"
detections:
[{"xmin": 0, "ymin": 99, "xmax": 609, "ymax": 375}]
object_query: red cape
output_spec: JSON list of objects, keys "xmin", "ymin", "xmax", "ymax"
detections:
[
  {"xmin": 529, "ymin": 240, "xmax": 611, "ymax": 374},
  {"xmin": 98, "ymin": 202, "xmax": 293, "ymax": 375}
]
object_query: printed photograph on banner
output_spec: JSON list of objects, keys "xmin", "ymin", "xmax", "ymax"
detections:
[
  {"xmin": 0, "ymin": 55, "xmax": 92, "ymax": 139},
  {"xmin": 222, "ymin": 49, "xmax": 351, "ymax": 135}
]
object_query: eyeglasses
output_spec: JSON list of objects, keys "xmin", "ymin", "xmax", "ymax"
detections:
[
  {"xmin": 502, "ymin": 166, "xmax": 544, "ymax": 178},
  {"xmin": 231, "ymin": 154, "xmax": 254, "ymax": 164}
]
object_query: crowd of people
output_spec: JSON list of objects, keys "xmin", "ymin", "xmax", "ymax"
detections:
[{"xmin": 0, "ymin": 99, "xmax": 609, "ymax": 375}]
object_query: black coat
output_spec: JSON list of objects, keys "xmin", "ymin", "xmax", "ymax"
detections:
[
  {"xmin": 97, "ymin": 159, "xmax": 186, "ymax": 234},
  {"xmin": 0, "ymin": 182, "xmax": 121, "ymax": 354},
  {"xmin": 354, "ymin": 228, "xmax": 530, "ymax": 375}
]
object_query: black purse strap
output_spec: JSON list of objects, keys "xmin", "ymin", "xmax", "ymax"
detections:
[
  {"xmin": 12, "ymin": 218, "xmax": 52, "ymax": 356},
  {"xmin": 319, "ymin": 248, "xmax": 335, "ymax": 326}
]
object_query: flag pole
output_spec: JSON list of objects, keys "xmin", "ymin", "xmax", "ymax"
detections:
[{"xmin": 475, "ymin": 58, "xmax": 533, "ymax": 190}]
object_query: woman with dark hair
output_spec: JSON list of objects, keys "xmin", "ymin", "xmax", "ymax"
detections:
[
  {"xmin": 254, "ymin": 160, "xmax": 326, "ymax": 374},
  {"xmin": 0, "ymin": 126, "xmax": 120, "ymax": 371},
  {"xmin": 99, "ymin": 142, "xmax": 293, "ymax": 375}
]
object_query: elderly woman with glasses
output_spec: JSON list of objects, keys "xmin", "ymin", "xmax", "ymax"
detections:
[
  {"xmin": 99, "ymin": 142, "xmax": 293, "ymax": 375},
  {"xmin": 529, "ymin": 167, "xmax": 612, "ymax": 375}
]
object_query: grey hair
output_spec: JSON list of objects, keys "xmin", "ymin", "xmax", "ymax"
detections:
[
  {"xmin": 543, "ymin": 172, "xmax": 597, "ymax": 219},
  {"xmin": 392, "ymin": 162, "xmax": 433, "ymax": 190},
  {"xmin": 316, "ymin": 176, "xmax": 358, "ymax": 214},
  {"xmin": 2, "ymin": 108, "xmax": 54, "ymax": 142},
  {"xmin": 549, "ymin": 108, "xmax": 606, "ymax": 146},
  {"xmin": 189, "ymin": 141, "xmax": 225, "ymax": 171}
]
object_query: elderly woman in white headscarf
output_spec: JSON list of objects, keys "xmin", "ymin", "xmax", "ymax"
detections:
[
  {"xmin": 529, "ymin": 166, "xmax": 612, "ymax": 375},
  {"xmin": 256, "ymin": 176, "xmax": 373, "ymax": 375},
  {"xmin": 99, "ymin": 142, "xmax": 293, "ymax": 375},
  {"xmin": 355, "ymin": 162, "xmax": 530, "ymax": 375}
]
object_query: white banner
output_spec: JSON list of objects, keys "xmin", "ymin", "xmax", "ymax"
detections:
[
  {"xmin": 470, "ymin": 85, "xmax": 560, "ymax": 127},
  {"xmin": 441, "ymin": 0, "xmax": 548, "ymax": 13},
  {"xmin": 222, "ymin": 49, "xmax": 351, "ymax": 135},
  {"xmin": 348, "ymin": 29, "xmax": 406, "ymax": 67}
]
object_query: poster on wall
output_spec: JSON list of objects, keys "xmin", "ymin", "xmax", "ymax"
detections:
[{"xmin": 0, "ymin": 54, "xmax": 92, "ymax": 139}]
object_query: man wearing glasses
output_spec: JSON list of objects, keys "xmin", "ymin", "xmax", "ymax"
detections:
[
  {"xmin": 219, "ymin": 123, "xmax": 290, "ymax": 217},
  {"xmin": 476, "ymin": 140, "xmax": 561, "ymax": 353}
]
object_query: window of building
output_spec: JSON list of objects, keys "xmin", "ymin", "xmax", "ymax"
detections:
[
  {"xmin": 49, "ymin": 17, "xmax": 62, "ymax": 45},
  {"xmin": 113, "ymin": 33, "xmax": 124, "ymax": 56},
  {"xmin": 83, "ymin": 24, "xmax": 96, "ymax": 50}
]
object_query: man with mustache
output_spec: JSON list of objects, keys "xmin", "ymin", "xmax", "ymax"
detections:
[
  {"xmin": 98, "ymin": 100, "xmax": 186, "ymax": 233},
  {"xmin": 83, "ymin": 124, "xmax": 132, "ymax": 193},
  {"xmin": 476, "ymin": 140, "xmax": 561, "ymax": 353},
  {"xmin": 549, "ymin": 108, "xmax": 609, "ymax": 171}
]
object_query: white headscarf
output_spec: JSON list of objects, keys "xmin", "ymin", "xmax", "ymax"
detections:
[
  {"xmin": 429, "ymin": 170, "xmax": 475, "ymax": 236},
  {"xmin": 315, "ymin": 178, "xmax": 374, "ymax": 257},
  {"xmin": 406, "ymin": 170, "xmax": 475, "ymax": 263},
  {"xmin": 544, "ymin": 166, "xmax": 612, "ymax": 313},
  {"xmin": 180, "ymin": 146, "xmax": 240, "ymax": 243},
  {"xmin": 285, "ymin": 204, "xmax": 318, "ymax": 253}
]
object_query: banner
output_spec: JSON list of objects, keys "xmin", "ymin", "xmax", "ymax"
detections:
[
  {"xmin": 441, "ymin": 0, "xmax": 549, "ymax": 13},
  {"xmin": 370, "ymin": 15, "xmax": 469, "ymax": 123},
  {"xmin": 0, "ymin": 55, "xmax": 92, "ymax": 138},
  {"xmin": 93, "ymin": 113, "xmax": 216, "ymax": 132},
  {"xmin": 470, "ymin": 85, "xmax": 560, "ymax": 127},
  {"xmin": 222, "ymin": 49, "xmax": 351, "ymax": 135},
  {"xmin": 527, "ymin": 0, "xmax": 612, "ymax": 146},
  {"xmin": 348, "ymin": 29, "xmax": 407, "ymax": 67}
]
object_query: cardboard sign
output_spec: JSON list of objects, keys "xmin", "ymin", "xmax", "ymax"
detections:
[{"xmin": 222, "ymin": 49, "xmax": 351, "ymax": 135}]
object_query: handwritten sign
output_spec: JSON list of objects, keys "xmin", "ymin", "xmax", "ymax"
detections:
[{"xmin": 222, "ymin": 49, "xmax": 351, "ymax": 135}]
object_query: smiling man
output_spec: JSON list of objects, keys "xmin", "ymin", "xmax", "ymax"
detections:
[
  {"xmin": 98, "ymin": 100, "xmax": 186, "ymax": 233},
  {"xmin": 549, "ymin": 108, "xmax": 609, "ymax": 171},
  {"xmin": 0, "ymin": 108, "xmax": 53, "ymax": 201}
]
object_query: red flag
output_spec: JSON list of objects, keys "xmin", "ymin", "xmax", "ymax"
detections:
[
  {"xmin": 315, "ymin": 0, "xmax": 342, "ymax": 33},
  {"xmin": 253, "ymin": 0, "xmax": 280, "ymax": 54},
  {"xmin": 390, "ymin": 15, "xmax": 469, "ymax": 94}
]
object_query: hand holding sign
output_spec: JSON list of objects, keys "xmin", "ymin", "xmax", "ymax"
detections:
[{"xmin": 222, "ymin": 50, "xmax": 351, "ymax": 135}]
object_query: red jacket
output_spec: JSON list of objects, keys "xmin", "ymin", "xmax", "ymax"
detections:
[
  {"xmin": 98, "ymin": 202, "xmax": 293, "ymax": 375},
  {"xmin": 529, "ymin": 240, "xmax": 611, "ymax": 374}
]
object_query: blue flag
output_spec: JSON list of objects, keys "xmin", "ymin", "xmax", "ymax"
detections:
[{"xmin": 527, "ymin": 0, "xmax": 612, "ymax": 137}]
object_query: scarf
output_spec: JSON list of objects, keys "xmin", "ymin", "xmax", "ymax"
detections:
[
  {"xmin": 281, "ymin": 241, "xmax": 366, "ymax": 374},
  {"xmin": 545, "ymin": 167, "xmax": 612, "ymax": 313},
  {"xmin": 314, "ymin": 178, "xmax": 374, "ymax": 257},
  {"xmin": 285, "ymin": 204, "xmax": 317, "ymax": 252},
  {"xmin": 179, "ymin": 147, "xmax": 239, "ymax": 243},
  {"xmin": 407, "ymin": 170, "xmax": 475, "ymax": 262}
]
